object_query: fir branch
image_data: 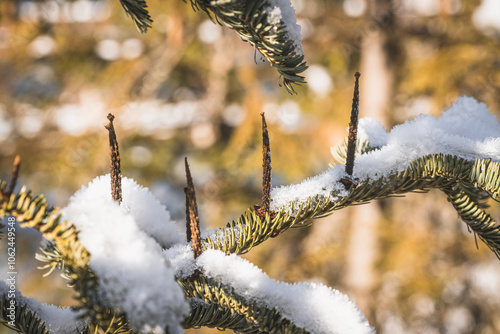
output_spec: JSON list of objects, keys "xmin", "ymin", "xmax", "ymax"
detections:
[
  {"xmin": 0, "ymin": 185, "xmax": 131, "ymax": 332},
  {"xmin": 470, "ymin": 158, "xmax": 500, "ymax": 199},
  {"xmin": 204, "ymin": 154, "xmax": 500, "ymax": 258},
  {"xmin": 442, "ymin": 184, "xmax": 500, "ymax": 257},
  {"xmin": 119, "ymin": 0, "xmax": 308, "ymax": 93},
  {"xmin": 119, "ymin": 0, "xmax": 152, "ymax": 34},
  {"xmin": 186, "ymin": 0, "xmax": 308, "ymax": 94},
  {"xmin": 179, "ymin": 276, "xmax": 308, "ymax": 333},
  {"xmin": 2, "ymin": 154, "xmax": 500, "ymax": 333}
]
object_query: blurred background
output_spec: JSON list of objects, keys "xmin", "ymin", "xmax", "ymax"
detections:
[{"xmin": 1, "ymin": 0, "xmax": 500, "ymax": 333}]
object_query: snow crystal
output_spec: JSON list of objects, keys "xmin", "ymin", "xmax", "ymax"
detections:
[
  {"xmin": 63, "ymin": 175, "xmax": 189, "ymax": 334},
  {"xmin": 0, "ymin": 280, "xmax": 86, "ymax": 333},
  {"xmin": 272, "ymin": 96, "xmax": 500, "ymax": 211},
  {"xmin": 166, "ymin": 249, "xmax": 374, "ymax": 334},
  {"xmin": 266, "ymin": 0, "xmax": 304, "ymax": 55}
]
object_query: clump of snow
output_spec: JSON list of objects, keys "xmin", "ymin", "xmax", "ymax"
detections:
[
  {"xmin": 272, "ymin": 96, "xmax": 500, "ymax": 211},
  {"xmin": 164, "ymin": 249, "xmax": 374, "ymax": 334},
  {"xmin": 120, "ymin": 176, "xmax": 184, "ymax": 248},
  {"xmin": 354, "ymin": 96, "xmax": 500, "ymax": 179},
  {"xmin": 266, "ymin": 0, "xmax": 304, "ymax": 55},
  {"xmin": 63, "ymin": 175, "xmax": 189, "ymax": 334},
  {"xmin": 357, "ymin": 117, "xmax": 388, "ymax": 148},
  {"xmin": 164, "ymin": 244, "xmax": 198, "ymax": 278},
  {"xmin": 0, "ymin": 281, "xmax": 87, "ymax": 333}
]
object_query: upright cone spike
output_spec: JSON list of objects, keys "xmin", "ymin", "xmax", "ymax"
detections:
[
  {"xmin": 341, "ymin": 72, "xmax": 361, "ymax": 190},
  {"xmin": 105, "ymin": 114, "xmax": 122, "ymax": 203},
  {"xmin": 345, "ymin": 72, "xmax": 361, "ymax": 178},
  {"xmin": 2, "ymin": 155, "xmax": 21, "ymax": 201},
  {"xmin": 184, "ymin": 158, "xmax": 202, "ymax": 259},
  {"xmin": 260, "ymin": 112, "xmax": 272, "ymax": 215}
]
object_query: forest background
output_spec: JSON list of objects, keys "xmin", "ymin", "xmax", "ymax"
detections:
[{"xmin": 0, "ymin": 0, "xmax": 500, "ymax": 333}]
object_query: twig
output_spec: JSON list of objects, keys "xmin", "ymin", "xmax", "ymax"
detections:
[
  {"xmin": 2, "ymin": 155, "xmax": 21, "ymax": 201},
  {"xmin": 341, "ymin": 72, "xmax": 361, "ymax": 190},
  {"xmin": 345, "ymin": 72, "xmax": 361, "ymax": 177},
  {"xmin": 105, "ymin": 114, "xmax": 122, "ymax": 203},
  {"xmin": 253, "ymin": 113, "xmax": 279, "ymax": 237},
  {"xmin": 260, "ymin": 112, "xmax": 272, "ymax": 215},
  {"xmin": 184, "ymin": 158, "xmax": 202, "ymax": 259},
  {"xmin": 185, "ymin": 187, "xmax": 192, "ymax": 243}
]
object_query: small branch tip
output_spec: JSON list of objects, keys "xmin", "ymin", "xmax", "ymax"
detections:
[
  {"xmin": 184, "ymin": 158, "xmax": 202, "ymax": 259},
  {"xmin": 345, "ymin": 72, "xmax": 361, "ymax": 181},
  {"xmin": 3, "ymin": 155, "xmax": 21, "ymax": 200},
  {"xmin": 13, "ymin": 155, "xmax": 21, "ymax": 166},
  {"xmin": 258, "ymin": 112, "xmax": 273, "ymax": 219},
  {"xmin": 106, "ymin": 114, "xmax": 122, "ymax": 203}
]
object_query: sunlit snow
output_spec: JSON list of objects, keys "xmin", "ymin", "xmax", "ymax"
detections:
[
  {"xmin": 0, "ymin": 281, "xmax": 86, "ymax": 333},
  {"xmin": 271, "ymin": 96, "xmax": 500, "ymax": 211},
  {"xmin": 63, "ymin": 175, "xmax": 188, "ymax": 334},
  {"xmin": 266, "ymin": 0, "xmax": 304, "ymax": 55}
]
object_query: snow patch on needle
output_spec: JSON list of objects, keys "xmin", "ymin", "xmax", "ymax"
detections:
[{"xmin": 266, "ymin": 0, "xmax": 304, "ymax": 55}]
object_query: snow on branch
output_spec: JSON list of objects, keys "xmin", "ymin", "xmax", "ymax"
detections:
[
  {"xmin": 63, "ymin": 175, "xmax": 188, "ymax": 334},
  {"xmin": 166, "ymin": 246, "xmax": 374, "ymax": 334},
  {"xmin": 121, "ymin": 0, "xmax": 308, "ymax": 94},
  {"xmin": 59, "ymin": 173, "xmax": 374, "ymax": 333},
  {"xmin": 271, "ymin": 96, "xmax": 500, "ymax": 209},
  {"xmin": 2, "ymin": 96, "xmax": 500, "ymax": 333},
  {"xmin": 0, "ymin": 280, "xmax": 86, "ymax": 333},
  {"xmin": 200, "ymin": 96, "xmax": 500, "ymax": 259}
]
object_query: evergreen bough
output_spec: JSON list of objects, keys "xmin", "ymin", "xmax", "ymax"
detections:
[{"xmin": 1, "ymin": 1, "xmax": 500, "ymax": 333}]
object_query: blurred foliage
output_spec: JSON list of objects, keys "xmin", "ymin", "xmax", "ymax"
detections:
[{"xmin": 1, "ymin": 0, "xmax": 500, "ymax": 333}]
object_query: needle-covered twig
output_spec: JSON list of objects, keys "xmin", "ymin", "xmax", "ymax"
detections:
[
  {"xmin": 105, "ymin": 114, "xmax": 122, "ymax": 203},
  {"xmin": 185, "ymin": 158, "xmax": 202, "ymax": 259}
]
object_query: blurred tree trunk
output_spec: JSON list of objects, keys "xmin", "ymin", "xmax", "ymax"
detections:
[{"xmin": 344, "ymin": 0, "xmax": 398, "ymax": 319}]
